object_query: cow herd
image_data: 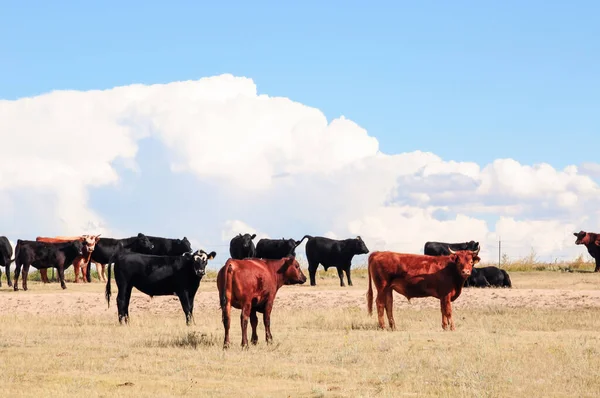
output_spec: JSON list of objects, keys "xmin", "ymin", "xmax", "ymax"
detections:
[{"xmin": 0, "ymin": 229, "xmax": 598, "ymax": 349}]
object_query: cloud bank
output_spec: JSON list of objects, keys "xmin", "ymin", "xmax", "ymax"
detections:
[{"xmin": 1, "ymin": 74, "xmax": 599, "ymax": 266}]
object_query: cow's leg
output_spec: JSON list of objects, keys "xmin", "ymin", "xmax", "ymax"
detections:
[
  {"xmin": 98, "ymin": 264, "xmax": 107, "ymax": 282},
  {"xmin": 250, "ymin": 310, "xmax": 259, "ymax": 345},
  {"xmin": 74, "ymin": 261, "xmax": 80, "ymax": 283},
  {"xmin": 344, "ymin": 265, "xmax": 353, "ymax": 286},
  {"xmin": 57, "ymin": 265, "xmax": 67, "ymax": 290},
  {"xmin": 13, "ymin": 262, "xmax": 21, "ymax": 291},
  {"xmin": 222, "ymin": 296, "xmax": 232, "ymax": 349},
  {"xmin": 385, "ymin": 289, "xmax": 396, "ymax": 330},
  {"xmin": 176, "ymin": 290, "xmax": 193, "ymax": 325},
  {"xmin": 81, "ymin": 260, "xmax": 88, "ymax": 283},
  {"xmin": 595, "ymin": 257, "xmax": 600, "ymax": 272},
  {"xmin": 263, "ymin": 301, "xmax": 274, "ymax": 344},
  {"xmin": 240, "ymin": 303, "xmax": 251, "ymax": 349},
  {"xmin": 21, "ymin": 264, "xmax": 31, "ymax": 291},
  {"xmin": 6, "ymin": 264, "xmax": 12, "ymax": 287},
  {"xmin": 375, "ymin": 285, "xmax": 389, "ymax": 329},
  {"xmin": 0, "ymin": 267, "xmax": 2, "ymax": 287},
  {"xmin": 308, "ymin": 260, "xmax": 319, "ymax": 286},
  {"xmin": 117, "ymin": 282, "xmax": 133, "ymax": 324},
  {"xmin": 336, "ymin": 267, "xmax": 345, "ymax": 287},
  {"xmin": 440, "ymin": 295, "xmax": 454, "ymax": 331},
  {"xmin": 40, "ymin": 268, "xmax": 49, "ymax": 284}
]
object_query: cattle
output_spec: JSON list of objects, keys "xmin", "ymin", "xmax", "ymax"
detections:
[
  {"xmin": 85, "ymin": 234, "xmax": 155, "ymax": 283},
  {"xmin": 304, "ymin": 235, "xmax": 370, "ymax": 287},
  {"xmin": 217, "ymin": 257, "xmax": 307, "ymax": 349},
  {"xmin": 0, "ymin": 236, "xmax": 14, "ymax": 287},
  {"xmin": 367, "ymin": 248, "xmax": 480, "ymax": 331},
  {"xmin": 424, "ymin": 240, "xmax": 480, "ymax": 256},
  {"xmin": 13, "ymin": 239, "xmax": 84, "ymax": 291},
  {"xmin": 574, "ymin": 231, "xmax": 600, "ymax": 272},
  {"xmin": 105, "ymin": 248, "xmax": 216, "ymax": 325},
  {"xmin": 36, "ymin": 235, "xmax": 101, "ymax": 283},
  {"xmin": 255, "ymin": 236, "xmax": 309, "ymax": 259},
  {"xmin": 229, "ymin": 233, "xmax": 257, "ymax": 259},
  {"xmin": 465, "ymin": 266, "xmax": 512, "ymax": 288}
]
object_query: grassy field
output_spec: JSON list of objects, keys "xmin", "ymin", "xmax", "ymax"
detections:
[{"xmin": 1, "ymin": 263, "xmax": 599, "ymax": 397}]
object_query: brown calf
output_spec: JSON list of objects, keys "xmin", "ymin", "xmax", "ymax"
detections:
[
  {"xmin": 36, "ymin": 235, "xmax": 101, "ymax": 283},
  {"xmin": 367, "ymin": 248, "xmax": 480, "ymax": 331},
  {"xmin": 217, "ymin": 256, "xmax": 307, "ymax": 349},
  {"xmin": 574, "ymin": 231, "xmax": 600, "ymax": 272}
]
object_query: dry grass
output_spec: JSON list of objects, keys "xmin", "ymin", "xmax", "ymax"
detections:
[{"xmin": 1, "ymin": 271, "xmax": 600, "ymax": 397}]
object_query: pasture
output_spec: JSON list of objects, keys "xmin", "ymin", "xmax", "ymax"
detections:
[{"xmin": 1, "ymin": 265, "xmax": 600, "ymax": 397}]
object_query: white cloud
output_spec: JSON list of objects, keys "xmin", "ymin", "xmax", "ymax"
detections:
[{"xmin": 1, "ymin": 74, "xmax": 600, "ymax": 264}]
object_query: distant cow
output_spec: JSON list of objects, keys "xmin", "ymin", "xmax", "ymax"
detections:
[
  {"xmin": 367, "ymin": 248, "xmax": 480, "ymax": 331},
  {"xmin": 217, "ymin": 257, "xmax": 307, "ymax": 349},
  {"xmin": 105, "ymin": 249, "xmax": 216, "ymax": 325},
  {"xmin": 36, "ymin": 235, "xmax": 101, "ymax": 283},
  {"xmin": 465, "ymin": 266, "xmax": 512, "ymax": 288},
  {"xmin": 304, "ymin": 235, "xmax": 370, "ymax": 287},
  {"xmin": 255, "ymin": 236, "xmax": 309, "ymax": 259},
  {"xmin": 424, "ymin": 240, "xmax": 480, "ymax": 256},
  {"xmin": 0, "ymin": 236, "xmax": 13, "ymax": 287},
  {"xmin": 13, "ymin": 240, "xmax": 84, "ymax": 291},
  {"xmin": 229, "ymin": 233, "xmax": 257, "ymax": 259},
  {"xmin": 85, "ymin": 234, "xmax": 155, "ymax": 283},
  {"xmin": 574, "ymin": 230, "xmax": 600, "ymax": 272}
]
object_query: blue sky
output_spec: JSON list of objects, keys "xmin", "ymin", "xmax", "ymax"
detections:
[{"xmin": 2, "ymin": 1, "xmax": 598, "ymax": 168}]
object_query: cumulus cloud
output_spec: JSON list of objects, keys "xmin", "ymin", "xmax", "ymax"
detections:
[{"xmin": 1, "ymin": 74, "xmax": 599, "ymax": 266}]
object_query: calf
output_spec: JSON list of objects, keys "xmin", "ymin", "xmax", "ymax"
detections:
[
  {"xmin": 424, "ymin": 240, "xmax": 480, "ymax": 256},
  {"xmin": 86, "ymin": 234, "xmax": 155, "ymax": 282},
  {"xmin": 36, "ymin": 235, "xmax": 101, "ymax": 283},
  {"xmin": 255, "ymin": 236, "xmax": 308, "ymax": 259},
  {"xmin": 304, "ymin": 235, "xmax": 370, "ymax": 286},
  {"xmin": 465, "ymin": 266, "xmax": 512, "ymax": 288},
  {"xmin": 105, "ymin": 249, "xmax": 216, "ymax": 325},
  {"xmin": 13, "ymin": 240, "xmax": 84, "ymax": 291},
  {"xmin": 574, "ymin": 231, "xmax": 600, "ymax": 272},
  {"xmin": 229, "ymin": 233, "xmax": 257, "ymax": 259},
  {"xmin": 217, "ymin": 257, "xmax": 307, "ymax": 349},
  {"xmin": 367, "ymin": 248, "xmax": 480, "ymax": 331},
  {"xmin": 0, "ymin": 236, "xmax": 14, "ymax": 287}
]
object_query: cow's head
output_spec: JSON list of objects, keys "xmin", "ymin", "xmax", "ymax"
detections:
[
  {"xmin": 573, "ymin": 230, "xmax": 600, "ymax": 246},
  {"xmin": 81, "ymin": 234, "xmax": 101, "ymax": 256},
  {"xmin": 189, "ymin": 249, "xmax": 216, "ymax": 277},
  {"xmin": 71, "ymin": 240, "xmax": 84, "ymax": 256},
  {"xmin": 238, "ymin": 233, "xmax": 257, "ymax": 249},
  {"xmin": 350, "ymin": 236, "xmax": 370, "ymax": 255},
  {"xmin": 284, "ymin": 238, "xmax": 299, "ymax": 256},
  {"xmin": 467, "ymin": 241, "xmax": 480, "ymax": 251},
  {"xmin": 176, "ymin": 236, "xmax": 193, "ymax": 254},
  {"xmin": 448, "ymin": 248, "xmax": 480, "ymax": 279},
  {"xmin": 136, "ymin": 233, "xmax": 155, "ymax": 253},
  {"xmin": 277, "ymin": 256, "xmax": 307, "ymax": 285}
]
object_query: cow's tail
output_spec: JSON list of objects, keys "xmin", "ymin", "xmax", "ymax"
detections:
[
  {"xmin": 366, "ymin": 252, "xmax": 375, "ymax": 316},
  {"xmin": 503, "ymin": 270, "xmax": 512, "ymax": 288},
  {"xmin": 295, "ymin": 235, "xmax": 313, "ymax": 246},
  {"xmin": 220, "ymin": 261, "xmax": 234, "ymax": 309},
  {"xmin": 13, "ymin": 240, "xmax": 21, "ymax": 265},
  {"xmin": 105, "ymin": 242, "xmax": 124, "ymax": 308}
]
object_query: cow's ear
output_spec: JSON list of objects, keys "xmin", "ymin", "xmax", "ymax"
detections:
[
  {"xmin": 594, "ymin": 237, "xmax": 600, "ymax": 247},
  {"xmin": 251, "ymin": 234, "xmax": 256, "ymax": 240},
  {"xmin": 208, "ymin": 251, "xmax": 216, "ymax": 260},
  {"xmin": 473, "ymin": 256, "xmax": 481, "ymax": 264},
  {"xmin": 277, "ymin": 257, "xmax": 294, "ymax": 273}
]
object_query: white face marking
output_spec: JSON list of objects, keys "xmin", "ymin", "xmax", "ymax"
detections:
[{"xmin": 194, "ymin": 252, "xmax": 208, "ymax": 262}]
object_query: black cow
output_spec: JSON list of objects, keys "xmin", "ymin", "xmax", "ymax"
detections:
[
  {"xmin": 424, "ymin": 240, "xmax": 480, "ymax": 256},
  {"xmin": 13, "ymin": 240, "xmax": 84, "ymax": 291},
  {"xmin": 305, "ymin": 235, "xmax": 370, "ymax": 287},
  {"xmin": 574, "ymin": 230, "xmax": 600, "ymax": 272},
  {"xmin": 145, "ymin": 234, "xmax": 192, "ymax": 256},
  {"xmin": 465, "ymin": 266, "xmax": 512, "ymax": 288},
  {"xmin": 0, "ymin": 236, "xmax": 13, "ymax": 287},
  {"xmin": 255, "ymin": 236, "xmax": 309, "ymax": 259},
  {"xmin": 105, "ymin": 249, "xmax": 217, "ymax": 325},
  {"xmin": 85, "ymin": 234, "xmax": 155, "ymax": 282},
  {"xmin": 229, "ymin": 233, "xmax": 257, "ymax": 259}
]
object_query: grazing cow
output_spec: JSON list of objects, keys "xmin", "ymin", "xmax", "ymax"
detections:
[
  {"xmin": 367, "ymin": 248, "xmax": 480, "ymax": 331},
  {"xmin": 465, "ymin": 266, "xmax": 512, "ymax": 288},
  {"xmin": 105, "ymin": 248, "xmax": 216, "ymax": 325},
  {"xmin": 255, "ymin": 236, "xmax": 309, "ymax": 259},
  {"xmin": 217, "ymin": 256, "xmax": 307, "ymax": 349},
  {"xmin": 304, "ymin": 235, "xmax": 370, "ymax": 287},
  {"xmin": 574, "ymin": 231, "xmax": 600, "ymax": 272},
  {"xmin": 0, "ymin": 236, "xmax": 13, "ymax": 287},
  {"xmin": 36, "ymin": 235, "xmax": 101, "ymax": 283},
  {"xmin": 85, "ymin": 234, "xmax": 155, "ymax": 283},
  {"xmin": 229, "ymin": 233, "xmax": 257, "ymax": 259},
  {"xmin": 424, "ymin": 240, "xmax": 480, "ymax": 256},
  {"xmin": 13, "ymin": 240, "xmax": 84, "ymax": 291}
]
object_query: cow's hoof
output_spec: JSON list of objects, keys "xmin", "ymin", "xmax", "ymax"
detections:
[{"xmin": 13, "ymin": 287, "xmax": 18, "ymax": 291}]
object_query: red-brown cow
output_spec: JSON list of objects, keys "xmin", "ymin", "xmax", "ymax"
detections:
[
  {"xmin": 36, "ymin": 235, "xmax": 101, "ymax": 283},
  {"xmin": 574, "ymin": 231, "xmax": 600, "ymax": 272},
  {"xmin": 367, "ymin": 248, "xmax": 480, "ymax": 331},
  {"xmin": 217, "ymin": 256, "xmax": 307, "ymax": 349}
]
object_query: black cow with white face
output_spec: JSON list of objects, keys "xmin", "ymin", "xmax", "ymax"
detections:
[
  {"xmin": 13, "ymin": 239, "xmax": 84, "ymax": 291},
  {"xmin": 105, "ymin": 249, "xmax": 217, "ymax": 325},
  {"xmin": 255, "ymin": 236, "xmax": 309, "ymax": 259},
  {"xmin": 424, "ymin": 240, "xmax": 480, "ymax": 256},
  {"xmin": 229, "ymin": 233, "xmax": 257, "ymax": 259},
  {"xmin": 305, "ymin": 235, "xmax": 370, "ymax": 287},
  {"xmin": 0, "ymin": 236, "xmax": 13, "ymax": 287}
]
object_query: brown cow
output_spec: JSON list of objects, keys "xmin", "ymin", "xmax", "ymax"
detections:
[
  {"xmin": 366, "ymin": 248, "xmax": 480, "ymax": 331},
  {"xmin": 574, "ymin": 231, "xmax": 600, "ymax": 272},
  {"xmin": 36, "ymin": 235, "xmax": 101, "ymax": 283},
  {"xmin": 217, "ymin": 256, "xmax": 307, "ymax": 349}
]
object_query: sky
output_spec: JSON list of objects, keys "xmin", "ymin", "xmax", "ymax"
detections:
[{"xmin": 1, "ymin": 1, "xmax": 599, "ymax": 267}]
